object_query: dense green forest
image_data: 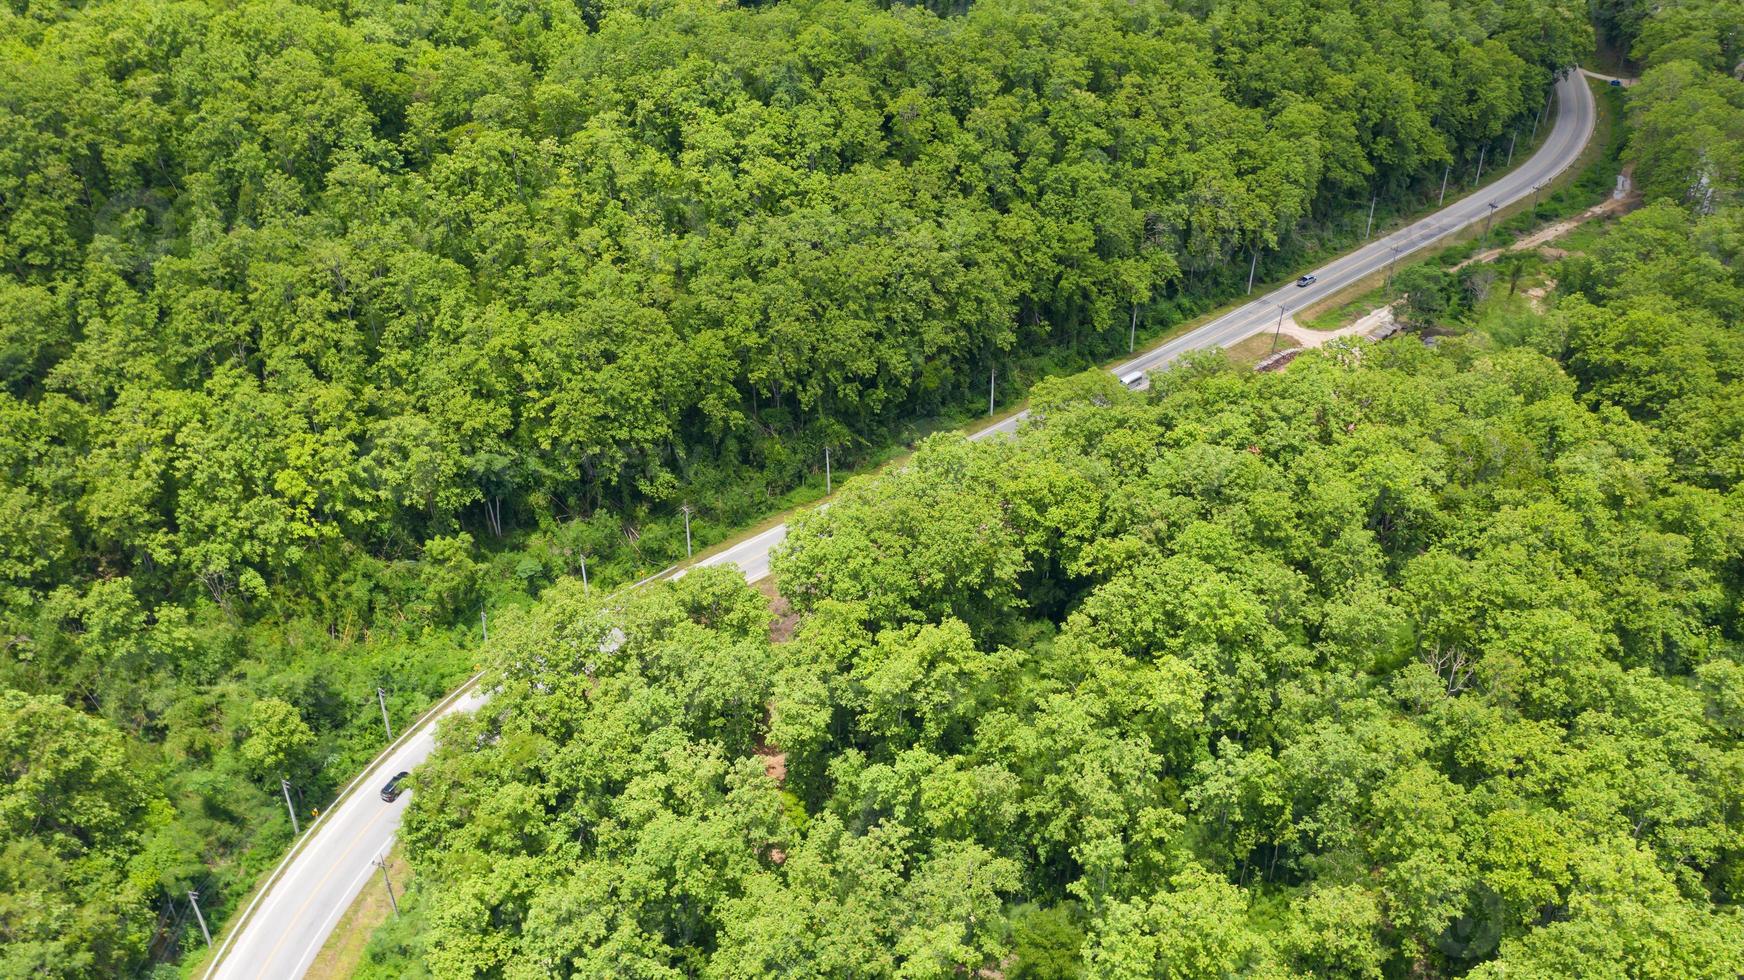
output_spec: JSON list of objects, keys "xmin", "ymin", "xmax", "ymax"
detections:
[
  {"xmin": 379, "ymin": 7, "xmax": 1744, "ymax": 980},
  {"xmin": 394, "ymin": 196, "xmax": 1744, "ymax": 976},
  {"xmin": 0, "ymin": 0, "xmax": 1596, "ymax": 970},
  {"xmin": 396, "ymin": 215, "xmax": 1744, "ymax": 973}
]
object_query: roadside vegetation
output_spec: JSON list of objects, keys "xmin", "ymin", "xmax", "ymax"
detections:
[
  {"xmin": 1299, "ymin": 76, "xmax": 1630, "ymax": 334},
  {"xmin": 399, "ymin": 197, "xmax": 1744, "ymax": 975},
  {"xmin": 383, "ymin": 0, "xmax": 1744, "ymax": 976}
]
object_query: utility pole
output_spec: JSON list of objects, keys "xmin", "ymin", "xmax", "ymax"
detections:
[
  {"xmin": 988, "ymin": 363, "xmax": 996, "ymax": 416},
  {"xmin": 375, "ymin": 856, "xmax": 401, "ymax": 918},
  {"xmin": 824, "ymin": 446, "xmax": 832, "ymax": 494},
  {"xmin": 1365, "ymin": 196, "xmax": 1377, "ymax": 239},
  {"xmin": 680, "ymin": 505, "xmax": 693, "ymax": 557},
  {"xmin": 1532, "ymin": 94, "xmax": 1547, "ymax": 138},
  {"xmin": 963, "ymin": 856, "xmax": 979, "ymax": 938},
  {"xmin": 1482, "ymin": 202, "xmax": 1498, "ymax": 245},
  {"xmin": 281, "ymin": 778, "xmax": 300, "ymax": 834},
  {"xmin": 1246, "ymin": 250, "xmax": 1258, "ymax": 294},
  {"xmin": 1474, "ymin": 144, "xmax": 1488, "ymax": 186},
  {"xmin": 1438, "ymin": 164, "xmax": 1451, "ymax": 207},
  {"xmin": 579, "ymin": 554, "xmax": 588, "ymax": 592},
  {"xmin": 1386, "ymin": 246, "xmax": 1401, "ymax": 290},
  {"xmin": 480, "ymin": 609, "xmax": 488, "ymax": 643},
  {"xmin": 187, "ymin": 890, "xmax": 213, "ymax": 947},
  {"xmin": 1531, "ymin": 182, "xmax": 1544, "ymax": 211},
  {"xmin": 1128, "ymin": 301, "xmax": 1138, "ymax": 352},
  {"xmin": 1506, "ymin": 130, "xmax": 1517, "ymax": 167},
  {"xmin": 1270, "ymin": 306, "xmax": 1287, "ymax": 354},
  {"xmin": 376, "ymin": 687, "xmax": 393, "ymax": 742}
]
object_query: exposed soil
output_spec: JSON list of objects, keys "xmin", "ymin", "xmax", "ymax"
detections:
[
  {"xmin": 1282, "ymin": 302, "xmax": 1399, "ymax": 350},
  {"xmin": 750, "ymin": 580, "xmax": 792, "ymax": 794},
  {"xmin": 768, "ymin": 597, "xmax": 800, "ymax": 644},
  {"xmin": 752, "ymin": 713, "xmax": 789, "ymax": 863},
  {"xmin": 1455, "ymin": 165, "xmax": 1640, "ymax": 271},
  {"xmin": 756, "ymin": 577, "xmax": 802, "ymax": 644},
  {"xmin": 1260, "ymin": 166, "xmax": 1643, "ymax": 362},
  {"xmin": 1523, "ymin": 279, "xmax": 1557, "ymax": 312},
  {"xmin": 756, "ymin": 743, "xmax": 788, "ymax": 784},
  {"xmin": 751, "ymin": 578, "xmax": 794, "ymax": 866},
  {"xmin": 1255, "ymin": 347, "xmax": 1307, "ymax": 372}
]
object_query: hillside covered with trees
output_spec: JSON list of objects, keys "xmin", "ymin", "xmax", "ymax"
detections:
[
  {"xmin": 397, "ymin": 225, "xmax": 1744, "ymax": 977},
  {"xmin": 0, "ymin": 0, "xmax": 1597, "ymax": 971},
  {"xmin": 383, "ymin": 5, "xmax": 1744, "ymax": 979}
]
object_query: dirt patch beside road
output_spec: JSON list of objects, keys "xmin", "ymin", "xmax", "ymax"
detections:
[{"xmin": 1456, "ymin": 165, "xmax": 1639, "ymax": 271}]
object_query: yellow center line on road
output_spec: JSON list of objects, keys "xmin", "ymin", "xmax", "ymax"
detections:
[
  {"xmin": 252, "ymin": 800, "xmax": 398, "ymax": 979},
  {"xmin": 290, "ymin": 851, "xmax": 397, "ymax": 980}
]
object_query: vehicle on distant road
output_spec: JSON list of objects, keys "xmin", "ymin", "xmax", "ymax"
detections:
[
  {"xmin": 1295, "ymin": 274, "xmax": 1317, "ymax": 287},
  {"xmin": 380, "ymin": 771, "xmax": 410, "ymax": 802}
]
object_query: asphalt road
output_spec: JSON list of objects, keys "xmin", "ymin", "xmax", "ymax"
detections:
[
  {"xmin": 205, "ymin": 685, "xmax": 491, "ymax": 980},
  {"xmin": 204, "ymin": 69, "xmax": 1595, "ymax": 980},
  {"xmin": 981, "ymin": 69, "xmax": 1597, "ymax": 434}
]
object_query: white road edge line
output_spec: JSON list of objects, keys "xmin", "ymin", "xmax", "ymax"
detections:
[
  {"xmin": 199, "ymin": 674, "xmax": 484, "ymax": 977},
  {"xmin": 286, "ymin": 840, "xmax": 397, "ymax": 980}
]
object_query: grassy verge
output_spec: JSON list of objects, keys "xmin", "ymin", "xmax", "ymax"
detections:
[
  {"xmin": 1224, "ymin": 331, "xmax": 1310, "ymax": 366},
  {"xmin": 176, "ymin": 669, "xmax": 485, "ymax": 978},
  {"xmin": 305, "ymin": 845, "xmax": 413, "ymax": 980},
  {"xmin": 1301, "ymin": 286, "xmax": 1395, "ymax": 332}
]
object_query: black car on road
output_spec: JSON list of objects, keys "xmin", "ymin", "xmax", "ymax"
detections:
[{"xmin": 381, "ymin": 771, "xmax": 411, "ymax": 802}]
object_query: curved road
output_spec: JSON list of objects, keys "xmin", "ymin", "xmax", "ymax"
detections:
[{"xmin": 205, "ymin": 69, "xmax": 1596, "ymax": 979}]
